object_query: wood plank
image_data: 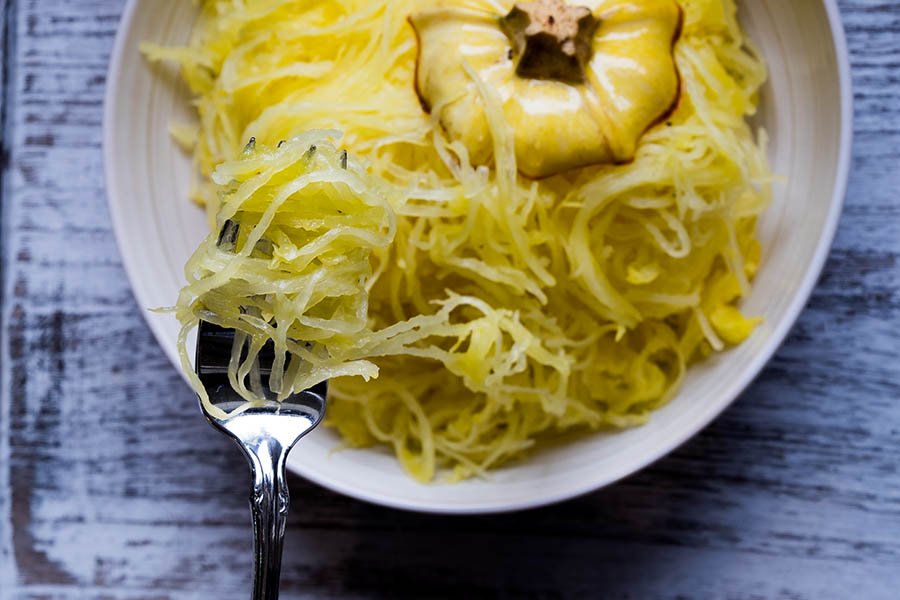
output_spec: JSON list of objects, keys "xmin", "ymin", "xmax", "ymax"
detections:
[
  {"xmin": 0, "ymin": 0, "xmax": 18, "ymax": 590},
  {"xmin": 0, "ymin": 0, "xmax": 898, "ymax": 598}
]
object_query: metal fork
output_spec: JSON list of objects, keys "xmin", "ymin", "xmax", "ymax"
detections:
[{"xmin": 195, "ymin": 320, "xmax": 327, "ymax": 600}]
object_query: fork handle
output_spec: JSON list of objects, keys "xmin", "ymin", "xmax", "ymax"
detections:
[{"xmin": 245, "ymin": 437, "xmax": 291, "ymax": 600}]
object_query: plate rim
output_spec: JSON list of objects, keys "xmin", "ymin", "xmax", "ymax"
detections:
[{"xmin": 103, "ymin": 0, "xmax": 854, "ymax": 514}]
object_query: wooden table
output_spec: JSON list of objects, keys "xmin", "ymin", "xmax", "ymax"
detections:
[{"xmin": 1, "ymin": 1, "xmax": 898, "ymax": 598}]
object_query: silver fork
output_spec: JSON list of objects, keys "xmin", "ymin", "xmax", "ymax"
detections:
[{"xmin": 195, "ymin": 320, "xmax": 327, "ymax": 600}]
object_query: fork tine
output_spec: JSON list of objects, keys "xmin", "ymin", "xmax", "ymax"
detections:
[
  {"xmin": 195, "ymin": 320, "xmax": 328, "ymax": 408},
  {"xmin": 216, "ymin": 219, "xmax": 240, "ymax": 250},
  {"xmin": 195, "ymin": 321, "xmax": 276, "ymax": 376}
]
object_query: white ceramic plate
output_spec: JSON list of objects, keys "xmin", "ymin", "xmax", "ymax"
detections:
[{"xmin": 104, "ymin": 0, "xmax": 852, "ymax": 514}]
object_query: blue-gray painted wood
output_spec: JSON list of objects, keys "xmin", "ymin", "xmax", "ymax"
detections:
[{"xmin": 1, "ymin": 0, "xmax": 898, "ymax": 598}]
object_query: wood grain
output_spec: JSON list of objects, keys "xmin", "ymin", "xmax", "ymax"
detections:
[{"xmin": 1, "ymin": 0, "xmax": 898, "ymax": 599}]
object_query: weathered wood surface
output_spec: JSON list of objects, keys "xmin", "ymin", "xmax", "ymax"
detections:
[{"xmin": 0, "ymin": 0, "xmax": 898, "ymax": 598}]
